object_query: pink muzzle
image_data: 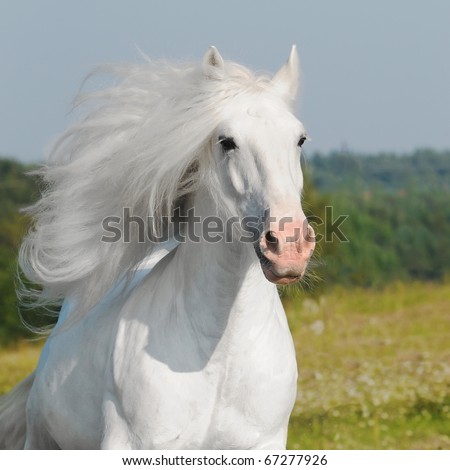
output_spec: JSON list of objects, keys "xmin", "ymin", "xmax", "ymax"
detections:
[{"xmin": 257, "ymin": 218, "xmax": 315, "ymax": 285}]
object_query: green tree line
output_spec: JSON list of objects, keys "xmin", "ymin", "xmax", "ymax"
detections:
[
  {"xmin": 302, "ymin": 148, "xmax": 450, "ymax": 288},
  {"xmin": 0, "ymin": 150, "xmax": 449, "ymax": 344}
]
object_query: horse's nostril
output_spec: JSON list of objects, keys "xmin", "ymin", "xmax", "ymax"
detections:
[{"xmin": 265, "ymin": 230, "xmax": 279, "ymax": 246}]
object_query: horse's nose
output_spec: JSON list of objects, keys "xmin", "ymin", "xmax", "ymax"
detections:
[
  {"xmin": 259, "ymin": 220, "xmax": 315, "ymax": 284},
  {"xmin": 262, "ymin": 222, "xmax": 315, "ymax": 255}
]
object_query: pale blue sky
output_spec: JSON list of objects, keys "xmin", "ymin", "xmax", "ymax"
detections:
[{"xmin": 1, "ymin": 0, "xmax": 449, "ymax": 162}]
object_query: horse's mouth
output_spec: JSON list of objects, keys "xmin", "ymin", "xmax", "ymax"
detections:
[{"xmin": 254, "ymin": 245, "xmax": 303, "ymax": 285}]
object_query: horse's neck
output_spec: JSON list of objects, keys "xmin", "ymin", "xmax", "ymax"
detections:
[{"xmin": 172, "ymin": 188, "xmax": 279, "ymax": 340}]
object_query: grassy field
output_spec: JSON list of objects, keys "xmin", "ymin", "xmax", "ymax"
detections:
[
  {"xmin": 285, "ymin": 281, "xmax": 450, "ymax": 449},
  {"xmin": 1, "ymin": 282, "xmax": 449, "ymax": 449},
  {"xmin": 0, "ymin": 341, "xmax": 44, "ymax": 396}
]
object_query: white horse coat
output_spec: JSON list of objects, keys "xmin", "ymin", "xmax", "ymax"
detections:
[{"xmin": 0, "ymin": 46, "xmax": 315, "ymax": 450}]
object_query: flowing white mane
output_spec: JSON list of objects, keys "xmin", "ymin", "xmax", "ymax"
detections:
[{"xmin": 19, "ymin": 56, "xmax": 275, "ymax": 313}]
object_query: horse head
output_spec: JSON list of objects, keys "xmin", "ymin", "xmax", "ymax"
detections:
[{"xmin": 205, "ymin": 46, "xmax": 316, "ymax": 285}]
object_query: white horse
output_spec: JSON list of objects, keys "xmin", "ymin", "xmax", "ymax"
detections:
[{"xmin": 0, "ymin": 46, "xmax": 315, "ymax": 449}]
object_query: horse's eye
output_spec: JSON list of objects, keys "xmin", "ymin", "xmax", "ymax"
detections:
[
  {"xmin": 298, "ymin": 136, "xmax": 307, "ymax": 148},
  {"xmin": 219, "ymin": 136, "xmax": 238, "ymax": 152}
]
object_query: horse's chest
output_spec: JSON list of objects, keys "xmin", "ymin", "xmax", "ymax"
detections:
[
  {"xmin": 110, "ymin": 321, "xmax": 297, "ymax": 449},
  {"xmin": 205, "ymin": 350, "xmax": 298, "ymax": 448}
]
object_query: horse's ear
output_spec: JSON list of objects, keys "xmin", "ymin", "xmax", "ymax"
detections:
[
  {"xmin": 203, "ymin": 46, "xmax": 225, "ymax": 79},
  {"xmin": 271, "ymin": 45, "xmax": 300, "ymax": 106}
]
